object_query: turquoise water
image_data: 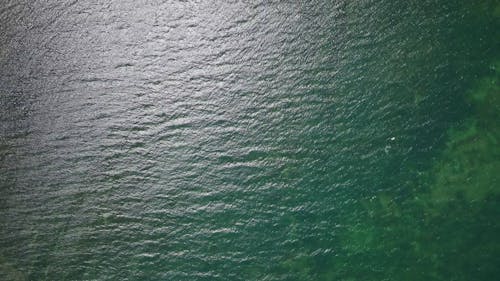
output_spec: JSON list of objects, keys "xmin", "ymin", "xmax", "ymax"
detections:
[{"xmin": 0, "ymin": 1, "xmax": 499, "ymax": 280}]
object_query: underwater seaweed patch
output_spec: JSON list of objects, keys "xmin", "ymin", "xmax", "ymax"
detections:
[
  {"xmin": 428, "ymin": 60, "xmax": 500, "ymax": 204},
  {"xmin": 278, "ymin": 60, "xmax": 500, "ymax": 280}
]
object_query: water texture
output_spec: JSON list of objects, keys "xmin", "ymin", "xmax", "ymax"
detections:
[{"xmin": 0, "ymin": 0, "xmax": 499, "ymax": 280}]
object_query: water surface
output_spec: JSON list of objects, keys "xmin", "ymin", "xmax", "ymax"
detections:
[{"xmin": 1, "ymin": 1, "xmax": 499, "ymax": 280}]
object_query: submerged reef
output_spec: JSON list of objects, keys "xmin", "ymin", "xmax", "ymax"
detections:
[
  {"xmin": 279, "ymin": 61, "xmax": 500, "ymax": 280},
  {"xmin": 358, "ymin": 60, "xmax": 500, "ymax": 280},
  {"xmin": 428, "ymin": 62, "xmax": 500, "ymax": 204}
]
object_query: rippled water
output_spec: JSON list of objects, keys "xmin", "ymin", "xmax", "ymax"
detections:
[{"xmin": 1, "ymin": 1, "xmax": 499, "ymax": 280}]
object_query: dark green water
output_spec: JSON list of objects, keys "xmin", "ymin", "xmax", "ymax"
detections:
[{"xmin": 1, "ymin": 1, "xmax": 499, "ymax": 280}]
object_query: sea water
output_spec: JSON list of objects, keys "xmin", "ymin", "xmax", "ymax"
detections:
[{"xmin": 0, "ymin": 1, "xmax": 499, "ymax": 280}]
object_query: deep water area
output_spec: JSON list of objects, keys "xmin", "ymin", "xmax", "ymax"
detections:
[{"xmin": 1, "ymin": 0, "xmax": 499, "ymax": 280}]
